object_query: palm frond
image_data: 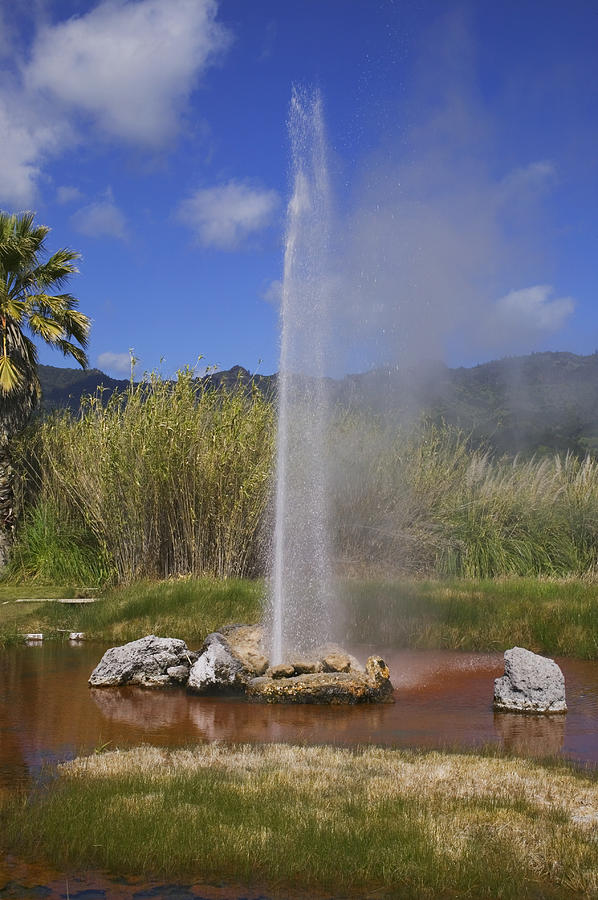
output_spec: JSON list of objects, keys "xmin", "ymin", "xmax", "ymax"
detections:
[
  {"xmin": 5, "ymin": 321, "xmax": 38, "ymax": 371},
  {"xmin": 0, "ymin": 209, "xmax": 89, "ymax": 420},
  {"xmin": 26, "ymin": 249, "xmax": 81, "ymax": 291},
  {"xmin": 59, "ymin": 308, "xmax": 90, "ymax": 347},
  {"xmin": 1, "ymin": 299, "xmax": 26, "ymax": 324},
  {"xmin": 28, "ymin": 313, "xmax": 65, "ymax": 343},
  {"xmin": 0, "ymin": 354, "xmax": 24, "ymax": 394},
  {"xmin": 55, "ymin": 339, "xmax": 88, "ymax": 368}
]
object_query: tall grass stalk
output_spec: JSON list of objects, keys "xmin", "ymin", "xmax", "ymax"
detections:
[
  {"xmin": 15, "ymin": 370, "xmax": 274, "ymax": 583},
  {"xmin": 12, "ymin": 383, "xmax": 598, "ymax": 582}
]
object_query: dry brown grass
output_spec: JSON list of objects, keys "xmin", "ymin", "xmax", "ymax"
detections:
[
  {"xmin": 4, "ymin": 741, "xmax": 598, "ymax": 896},
  {"xmin": 62, "ymin": 743, "xmax": 598, "ymax": 828}
]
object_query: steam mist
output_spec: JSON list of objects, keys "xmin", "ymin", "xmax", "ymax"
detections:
[{"xmin": 268, "ymin": 12, "xmax": 580, "ymax": 657}]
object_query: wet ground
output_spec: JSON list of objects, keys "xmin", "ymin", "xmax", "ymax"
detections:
[{"xmin": 2, "ymin": 643, "xmax": 598, "ymax": 898}]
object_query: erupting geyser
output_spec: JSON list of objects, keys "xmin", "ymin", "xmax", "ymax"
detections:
[
  {"xmin": 268, "ymin": 86, "xmax": 335, "ymax": 665},
  {"xmin": 89, "ymin": 88, "xmax": 393, "ymax": 706},
  {"xmin": 262, "ymin": 87, "xmax": 393, "ymax": 704}
]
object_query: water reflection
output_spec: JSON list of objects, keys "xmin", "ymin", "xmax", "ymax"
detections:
[
  {"xmin": 493, "ymin": 711, "xmax": 566, "ymax": 757},
  {"xmin": 2, "ymin": 644, "xmax": 598, "ymax": 789}
]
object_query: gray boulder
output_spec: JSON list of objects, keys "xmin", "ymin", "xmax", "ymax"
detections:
[
  {"xmin": 187, "ymin": 624, "xmax": 268, "ymax": 695},
  {"xmin": 187, "ymin": 632, "xmax": 252, "ymax": 694},
  {"xmin": 89, "ymin": 635, "xmax": 197, "ymax": 688},
  {"xmin": 493, "ymin": 647, "xmax": 567, "ymax": 714}
]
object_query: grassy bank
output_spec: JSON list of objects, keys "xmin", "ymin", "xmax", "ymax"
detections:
[
  {"xmin": 2, "ymin": 743, "xmax": 597, "ymax": 898},
  {"xmin": 345, "ymin": 576, "xmax": 598, "ymax": 659},
  {"xmin": 0, "ymin": 575, "xmax": 597, "ymax": 658},
  {"xmin": 11, "ymin": 374, "xmax": 598, "ymax": 585},
  {"xmin": 0, "ymin": 577, "xmax": 263, "ymax": 648}
]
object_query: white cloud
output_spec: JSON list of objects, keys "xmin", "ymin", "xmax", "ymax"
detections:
[
  {"xmin": 490, "ymin": 285, "xmax": 575, "ymax": 344},
  {"xmin": 56, "ymin": 185, "xmax": 84, "ymax": 205},
  {"xmin": 0, "ymin": 89, "xmax": 71, "ymax": 207},
  {"xmin": 178, "ymin": 179, "xmax": 279, "ymax": 249},
  {"xmin": 71, "ymin": 193, "xmax": 127, "ymax": 240},
  {"xmin": 0, "ymin": 0, "xmax": 231, "ymax": 205},
  {"xmin": 499, "ymin": 160, "xmax": 556, "ymax": 196},
  {"xmin": 97, "ymin": 351, "xmax": 133, "ymax": 375},
  {"xmin": 25, "ymin": 0, "xmax": 231, "ymax": 145},
  {"xmin": 262, "ymin": 279, "xmax": 283, "ymax": 305}
]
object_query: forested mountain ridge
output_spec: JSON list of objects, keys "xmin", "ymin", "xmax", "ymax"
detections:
[{"xmin": 37, "ymin": 351, "xmax": 598, "ymax": 456}]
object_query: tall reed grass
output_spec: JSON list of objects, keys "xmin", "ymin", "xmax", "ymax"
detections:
[
  {"xmin": 10, "ymin": 378, "xmax": 598, "ymax": 584},
  {"xmin": 333, "ymin": 421, "xmax": 598, "ymax": 578},
  {"xmin": 13, "ymin": 369, "xmax": 274, "ymax": 583}
]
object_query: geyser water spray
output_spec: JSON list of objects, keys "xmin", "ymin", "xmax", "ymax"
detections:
[{"xmin": 269, "ymin": 87, "xmax": 334, "ymax": 664}]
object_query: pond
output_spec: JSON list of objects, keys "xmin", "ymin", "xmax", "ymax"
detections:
[{"xmin": 2, "ymin": 642, "xmax": 598, "ymax": 792}]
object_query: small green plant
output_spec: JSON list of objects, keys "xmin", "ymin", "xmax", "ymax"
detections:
[{"xmin": 5, "ymin": 500, "xmax": 112, "ymax": 586}]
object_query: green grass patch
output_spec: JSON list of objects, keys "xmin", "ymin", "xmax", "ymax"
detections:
[
  {"xmin": 2, "ymin": 743, "xmax": 597, "ymax": 898},
  {"xmin": 345, "ymin": 576, "xmax": 598, "ymax": 658},
  {"xmin": 5, "ymin": 500, "xmax": 113, "ymax": 587},
  {"xmin": 0, "ymin": 576, "xmax": 263, "ymax": 647},
  {"xmin": 1, "ymin": 575, "xmax": 597, "ymax": 658}
]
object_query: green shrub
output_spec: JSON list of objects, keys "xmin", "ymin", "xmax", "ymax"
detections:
[{"xmin": 5, "ymin": 500, "xmax": 111, "ymax": 586}]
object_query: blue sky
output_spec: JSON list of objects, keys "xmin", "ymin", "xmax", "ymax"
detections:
[{"xmin": 0, "ymin": 0, "xmax": 596, "ymax": 376}]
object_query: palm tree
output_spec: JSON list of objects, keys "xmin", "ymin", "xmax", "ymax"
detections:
[{"xmin": 0, "ymin": 211, "xmax": 90, "ymax": 565}]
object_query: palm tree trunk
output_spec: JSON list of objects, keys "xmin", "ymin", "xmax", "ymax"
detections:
[{"xmin": 0, "ymin": 434, "xmax": 14, "ymax": 568}]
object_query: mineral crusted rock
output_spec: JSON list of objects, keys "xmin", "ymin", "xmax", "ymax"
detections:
[
  {"xmin": 166, "ymin": 665, "xmax": 190, "ymax": 684},
  {"xmin": 187, "ymin": 624, "xmax": 269, "ymax": 695},
  {"xmin": 220, "ymin": 623, "xmax": 268, "ymax": 676},
  {"xmin": 493, "ymin": 646, "xmax": 567, "ymax": 714},
  {"xmin": 187, "ymin": 632, "xmax": 250, "ymax": 694},
  {"xmin": 247, "ymin": 655, "xmax": 394, "ymax": 705},
  {"xmin": 288, "ymin": 658, "xmax": 323, "ymax": 675},
  {"xmin": 267, "ymin": 663, "xmax": 296, "ymax": 679},
  {"xmin": 89, "ymin": 635, "xmax": 197, "ymax": 688},
  {"xmin": 321, "ymin": 651, "xmax": 352, "ymax": 673}
]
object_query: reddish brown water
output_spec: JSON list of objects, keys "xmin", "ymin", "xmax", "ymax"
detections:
[
  {"xmin": 2, "ymin": 643, "xmax": 598, "ymax": 791},
  {"xmin": 2, "ymin": 643, "xmax": 598, "ymax": 898}
]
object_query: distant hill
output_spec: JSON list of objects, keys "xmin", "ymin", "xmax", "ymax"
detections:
[
  {"xmin": 37, "ymin": 351, "xmax": 598, "ymax": 456},
  {"xmin": 37, "ymin": 364, "xmax": 130, "ymax": 409}
]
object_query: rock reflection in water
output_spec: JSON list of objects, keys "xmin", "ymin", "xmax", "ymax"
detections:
[
  {"xmin": 91, "ymin": 685, "xmax": 392, "ymax": 745},
  {"xmin": 494, "ymin": 712, "xmax": 566, "ymax": 757},
  {"xmin": 91, "ymin": 687, "xmax": 190, "ymax": 729}
]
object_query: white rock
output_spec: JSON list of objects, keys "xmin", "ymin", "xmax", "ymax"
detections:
[
  {"xmin": 89, "ymin": 635, "xmax": 196, "ymax": 688},
  {"xmin": 493, "ymin": 646, "xmax": 567, "ymax": 714},
  {"xmin": 187, "ymin": 632, "xmax": 250, "ymax": 694}
]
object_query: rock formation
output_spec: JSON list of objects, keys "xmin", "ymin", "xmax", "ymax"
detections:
[
  {"xmin": 89, "ymin": 626, "xmax": 394, "ymax": 704},
  {"xmin": 247, "ymin": 655, "xmax": 394, "ymax": 704},
  {"xmin": 89, "ymin": 635, "xmax": 197, "ymax": 688},
  {"xmin": 493, "ymin": 647, "xmax": 567, "ymax": 714}
]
